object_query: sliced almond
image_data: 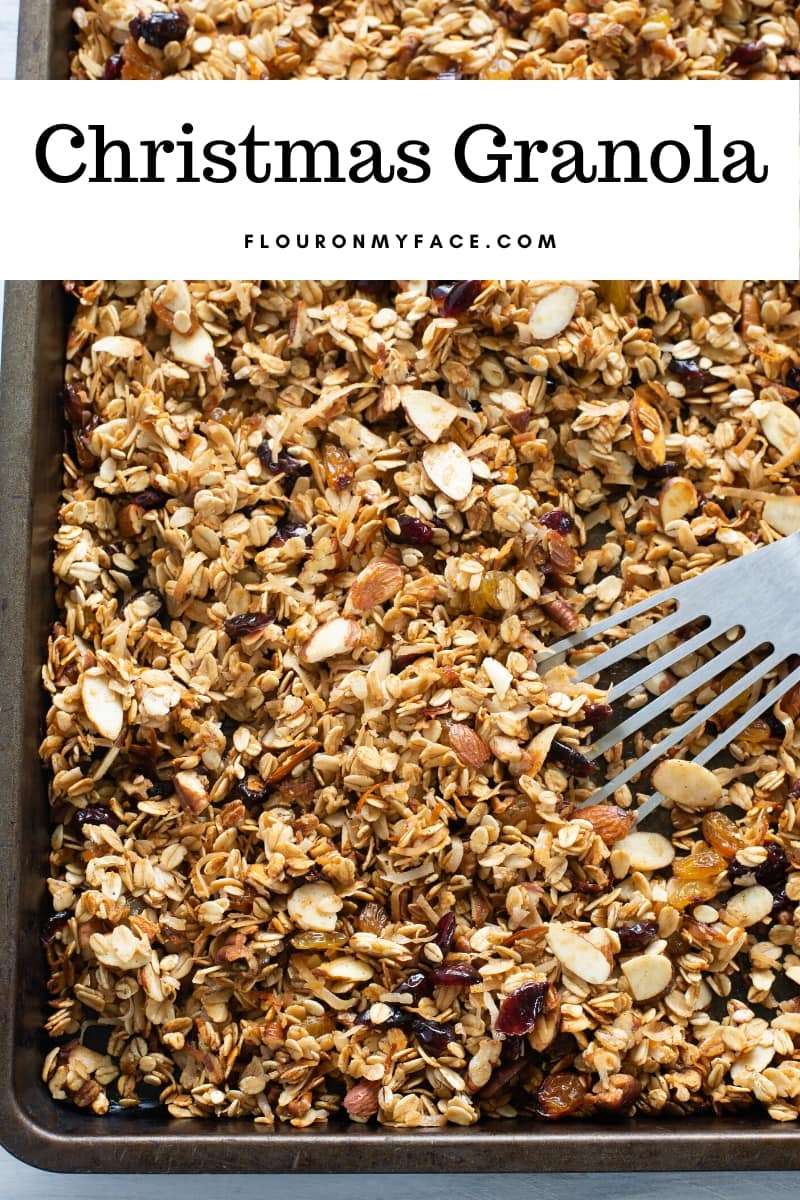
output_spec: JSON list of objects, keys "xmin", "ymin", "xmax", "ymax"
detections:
[
  {"xmin": 629, "ymin": 390, "xmax": 666, "ymax": 470},
  {"xmin": 157, "ymin": 279, "xmax": 191, "ymax": 315},
  {"xmin": 527, "ymin": 723, "xmax": 561, "ymax": 774},
  {"xmin": 613, "ymin": 831, "xmax": 675, "ymax": 872},
  {"xmin": 530, "ymin": 285, "xmax": 578, "ymax": 341},
  {"xmin": 652, "ymin": 758, "xmax": 722, "ymax": 810},
  {"xmin": 422, "ymin": 443, "xmax": 473, "ymax": 501},
  {"xmin": 81, "ymin": 672, "xmax": 124, "ymax": 741},
  {"xmin": 759, "ymin": 401, "xmax": 800, "ymax": 455},
  {"xmin": 400, "ymin": 387, "xmax": 461, "ymax": 443},
  {"xmin": 659, "ymin": 476, "xmax": 698, "ymax": 526},
  {"xmin": 287, "ymin": 881, "xmax": 343, "ymax": 932},
  {"xmin": 174, "ymin": 770, "xmax": 210, "ymax": 816},
  {"xmin": 300, "ymin": 617, "xmax": 360, "ymax": 664},
  {"xmin": 347, "ymin": 559, "xmax": 404, "ymax": 613},
  {"xmin": 91, "ymin": 335, "xmax": 143, "ymax": 359},
  {"xmin": 763, "ymin": 494, "xmax": 800, "ymax": 536},
  {"xmin": 448, "ymin": 723, "xmax": 491, "ymax": 769},
  {"xmin": 546, "ymin": 923, "xmax": 612, "ymax": 985},
  {"xmin": 315, "ymin": 955, "xmax": 374, "ymax": 983},
  {"xmin": 170, "ymin": 325, "xmax": 214, "ymax": 369},
  {"xmin": 724, "ymin": 884, "xmax": 773, "ymax": 928},
  {"xmin": 483, "ymin": 656, "xmax": 513, "ymax": 700},
  {"xmin": 730, "ymin": 1043, "xmax": 775, "ymax": 1086},
  {"xmin": 620, "ymin": 952, "xmax": 672, "ymax": 1002}
]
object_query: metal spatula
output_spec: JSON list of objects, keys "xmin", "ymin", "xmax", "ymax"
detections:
[{"xmin": 536, "ymin": 532, "xmax": 800, "ymax": 823}]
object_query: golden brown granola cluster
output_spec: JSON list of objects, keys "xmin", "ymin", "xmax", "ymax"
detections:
[
  {"xmin": 70, "ymin": 1, "xmax": 800, "ymax": 80},
  {"xmin": 42, "ymin": 280, "xmax": 800, "ymax": 1126}
]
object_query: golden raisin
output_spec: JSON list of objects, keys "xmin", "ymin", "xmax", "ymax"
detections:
[
  {"xmin": 537, "ymin": 1073, "xmax": 587, "ymax": 1120},
  {"xmin": 355, "ymin": 902, "xmax": 388, "ymax": 935},
  {"xmin": 291, "ymin": 931, "xmax": 348, "ymax": 950},
  {"xmin": 672, "ymin": 844, "xmax": 726, "ymax": 881},
  {"xmin": 702, "ymin": 812, "xmax": 747, "ymax": 860},
  {"xmin": 324, "ymin": 444, "xmax": 355, "ymax": 491},
  {"xmin": 502, "ymin": 793, "xmax": 537, "ymax": 831},
  {"xmin": 466, "ymin": 571, "xmax": 518, "ymax": 615},
  {"xmin": 667, "ymin": 878, "xmax": 718, "ymax": 910},
  {"xmin": 598, "ymin": 281, "xmax": 632, "ymax": 313},
  {"xmin": 120, "ymin": 37, "xmax": 162, "ymax": 79}
]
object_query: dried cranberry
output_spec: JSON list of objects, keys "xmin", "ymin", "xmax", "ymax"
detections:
[
  {"xmin": 103, "ymin": 54, "xmax": 122, "ymax": 79},
  {"xmin": 785, "ymin": 366, "xmax": 800, "ymax": 393},
  {"xmin": 409, "ymin": 1016, "xmax": 455, "ymax": 1054},
  {"xmin": 547, "ymin": 741, "xmax": 596, "ymax": 778},
  {"xmin": 726, "ymin": 41, "xmax": 766, "ymax": 69},
  {"xmin": 432, "ymin": 911, "xmax": 456, "ymax": 956},
  {"xmin": 754, "ymin": 842, "xmax": 788, "ymax": 891},
  {"xmin": 495, "ymin": 981, "xmax": 548, "ymax": 1036},
  {"xmin": 224, "ymin": 612, "xmax": 271, "ymax": 640},
  {"xmin": 355, "ymin": 1004, "xmax": 408, "ymax": 1028},
  {"xmin": 667, "ymin": 357, "xmax": 715, "ymax": 396},
  {"xmin": 658, "ymin": 284, "xmax": 681, "ymax": 310},
  {"xmin": 125, "ymin": 487, "xmax": 170, "ymax": 510},
  {"xmin": 583, "ymin": 702, "xmax": 614, "ymax": 727},
  {"xmin": 270, "ymin": 518, "xmax": 311, "ymax": 547},
  {"xmin": 643, "ymin": 462, "xmax": 679, "ymax": 481},
  {"xmin": 257, "ymin": 442, "xmax": 311, "ymax": 482},
  {"xmin": 355, "ymin": 281, "xmax": 391, "ymax": 295},
  {"xmin": 385, "ymin": 515, "xmax": 433, "ymax": 546},
  {"xmin": 147, "ymin": 779, "xmax": 174, "ymax": 799},
  {"xmin": 397, "ymin": 971, "xmax": 435, "ymax": 1003},
  {"xmin": 431, "ymin": 280, "xmax": 483, "ymax": 319},
  {"xmin": 500, "ymin": 1034, "xmax": 527, "ymax": 1064},
  {"xmin": 539, "ymin": 508, "xmax": 574, "ymax": 534},
  {"xmin": 429, "ymin": 962, "xmax": 481, "ymax": 988},
  {"xmin": 237, "ymin": 778, "xmax": 268, "ymax": 806},
  {"xmin": 75, "ymin": 805, "xmax": 120, "ymax": 831},
  {"xmin": 490, "ymin": 0, "xmax": 529, "ymax": 32},
  {"xmin": 130, "ymin": 10, "xmax": 189, "ymax": 47},
  {"xmin": 41, "ymin": 913, "xmax": 69, "ymax": 945},
  {"xmin": 617, "ymin": 920, "xmax": 658, "ymax": 953}
]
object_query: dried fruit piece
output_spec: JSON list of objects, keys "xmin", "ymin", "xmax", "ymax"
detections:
[
  {"xmin": 495, "ymin": 981, "xmax": 549, "ymax": 1036},
  {"xmin": 103, "ymin": 54, "xmax": 122, "ymax": 79},
  {"xmin": 287, "ymin": 882, "xmax": 343, "ymax": 932},
  {"xmin": 174, "ymin": 770, "xmax": 210, "ymax": 816},
  {"xmin": 431, "ymin": 281, "xmax": 483, "ymax": 317},
  {"xmin": 258, "ymin": 443, "xmax": 311, "ymax": 482},
  {"xmin": 347, "ymin": 559, "xmax": 404, "ymax": 612},
  {"xmin": 598, "ymin": 280, "xmax": 631, "ymax": 312},
  {"xmin": 421, "ymin": 443, "xmax": 473, "ymax": 501},
  {"xmin": 614, "ymin": 831, "xmax": 675, "ymax": 871},
  {"xmin": 629, "ymin": 390, "xmax": 666, "ymax": 470},
  {"xmin": 224, "ymin": 612, "xmax": 271, "ymax": 640},
  {"xmin": 355, "ymin": 902, "xmax": 388, "ymax": 934},
  {"xmin": 539, "ymin": 508, "xmax": 574, "ymax": 533},
  {"xmin": 429, "ymin": 962, "xmax": 481, "ymax": 988},
  {"xmin": 583, "ymin": 702, "xmax": 613, "ymax": 727},
  {"xmin": 659, "ymin": 476, "xmax": 698, "ymax": 525},
  {"xmin": 343, "ymin": 1079, "xmax": 381, "ymax": 1119},
  {"xmin": 724, "ymin": 885, "xmax": 774, "ymax": 927},
  {"xmin": 546, "ymin": 923, "xmax": 612, "ymax": 985},
  {"xmin": 448, "ymin": 723, "xmax": 491, "ymax": 769},
  {"xmin": 81, "ymin": 673, "xmax": 123, "ymax": 741},
  {"xmin": 75, "ymin": 805, "xmax": 120, "ymax": 832},
  {"xmin": 291, "ymin": 931, "xmax": 348, "ymax": 950},
  {"xmin": 537, "ymin": 1073, "xmax": 587, "ymax": 1119},
  {"xmin": 578, "ymin": 804, "xmax": 635, "ymax": 844},
  {"xmin": 702, "ymin": 812, "xmax": 748, "ymax": 860},
  {"xmin": 759, "ymin": 402, "xmax": 800, "ymax": 455},
  {"xmin": 400, "ymin": 388, "xmax": 461, "ymax": 442},
  {"xmin": 673, "ymin": 844, "xmax": 726, "ymax": 881},
  {"xmin": 433, "ymin": 911, "xmax": 456, "ymax": 955},
  {"xmin": 616, "ymin": 921, "xmax": 657, "ymax": 953},
  {"xmin": 130, "ymin": 10, "xmax": 189, "ymax": 47},
  {"xmin": 726, "ymin": 41, "xmax": 766, "ymax": 68},
  {"xmin": 668, "ymin": 358, "xmax": 715, "ymax": 396},
  {"xmin": 384, "ymin": 515, "xmax": 434, "ymax": 546},
  {"xmin": 763, "ymin": 494, "xmax": 800, "ymax": 536},
  {"xmin": 323, "ymin": 443, "xmax": 355, "ymax": 490},
  {"xmin": 120, "ymin": 37, "xmax": 163, "ymax": 79},
  {"xmin": 466, "ymin": 571, "xmax": 518, "ymax": 616},
  {"xmin": 409, "ymin": 1016, "xmax": 456, "ymax": 1054},
  {"xmin": 271, "ymin": 518, "xmax": 311, "ymax": 547},
  {"xmin": 652, "ymin": 758, "xmax": 722, "ymax": 810},
  {"xmin": 620, "ymin": 953, "xmax": 672, "ymax": 1001},
  {"xmin": 547, "ymin": 741, "xmax": 596, "ymax": 778},
  {"xmin": 530, "ymin": 285, "xmax": 579, "ymax": 340},
  {"xmin": 300, "ymin": 617, "xmax": 360, "ymax": 664},
  {"xmin": 668, "ymin": 879, "xmax": 718, "ymax": 910}
]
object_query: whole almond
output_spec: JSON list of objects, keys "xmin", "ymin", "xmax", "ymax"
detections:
[
  {"xmin": 347, "ymin": 559, "xmax": 404, "ymax": 613},
  {"xmin": 448, "ymin": 723, "xmax": 491, "ymax": 769},
  {"xmin": 343, "ymin": 1079, "xmax": 381, "ymax": 1120},
  {"xmin": 578, "ymin": 804, "xmax": 635, "ymax": 845}
]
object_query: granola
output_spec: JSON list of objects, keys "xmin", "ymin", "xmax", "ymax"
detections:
[
  {"xmin": 70, "ymin": 2, "xmax": 800, "ymax": 79},
  {"xmin": 42, "ymin": 279, "xmax": 800, "ymax": 1126}
]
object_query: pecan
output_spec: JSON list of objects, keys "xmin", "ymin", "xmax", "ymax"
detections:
[
  {"xmin": 592, "ymin": 1073, "xmax": 642, "ymax": 1112},
  {"xmin": 540, "ymin": 593, "xmax": 579, "ymax": 631}
]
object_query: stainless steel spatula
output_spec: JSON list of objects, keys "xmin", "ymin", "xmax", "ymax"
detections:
[{"xmin": 536, "ymin": 532, "xmax": 800, "ymax": 822}]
